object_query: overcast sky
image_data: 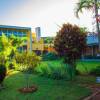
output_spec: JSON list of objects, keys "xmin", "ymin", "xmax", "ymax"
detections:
[{"xmin": 0, "ymin": 0, "xmax": 93, "ymax": 37}]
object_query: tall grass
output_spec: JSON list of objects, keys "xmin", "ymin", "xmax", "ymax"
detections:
[
  {"xmin": 35, "ymin": 60, "xmax": 100, "ymax": 77},
  {"xmin": 35, "ymin": 60, "xmax": 69, "ymax": 79}
]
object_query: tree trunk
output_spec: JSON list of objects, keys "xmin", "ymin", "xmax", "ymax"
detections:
[
  {"xmin": 94, "ymin": 0, "xmax": 100, "ymax": 52},
  {"xmin": 67, "ymin": 62, "xmax": 76, "ymax": 80}
]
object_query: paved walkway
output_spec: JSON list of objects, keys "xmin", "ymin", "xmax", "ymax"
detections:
[{"xmin": 83, "ymin": 84, "xmax": 100, "ymax": 100}]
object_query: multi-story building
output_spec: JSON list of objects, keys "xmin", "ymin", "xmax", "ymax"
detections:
[
  {"xmin": 32, "ymin": 27, "xmax": 44, "ymax": 55},
  {"xmin": 0, "ymin": 25, "xmax": 32, "ymax": 51},
  {"xmin": 85, "ymin": 33, "xmax": 99, "ymax": 56},
  {"xmin": 35, "ymin": 27, "xmax": 41, "ymax": 41}
]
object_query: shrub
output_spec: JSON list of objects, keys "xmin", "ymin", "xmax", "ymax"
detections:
[
  {"xmin": 39, "ymin": 66, "xmax": 50, "ymax": 77},
  {"xmin": 35, "ymin": 61, "xmax": 68, "ymax": 80},
  {"xmin": 6, "ymin": 60, "xmax": 16, "ymax": 70},
  {"xmin": 90, "ymin": 66, "xmax": 100, "ymax": 76},
  {"xmin": 15, "ymin": 52, "xmax": 41, "ymax": 88},
  {"xmin": 49, "ymin": 67, "xmax": 64, "ymax": 79},
  {"xmin": 42, "ymin": 52, "xmax": 59, "ymax": 61},
  {"xmin": 0, "ymin": 64, "xmax": 7, "ymax": 84},
  {"xmin": 15, "ymin": 52, "xmax": 41, "ymax": 73},
  {"xmin": 75, "ymin": 69, "xmax": 80, "ymax": 75}
]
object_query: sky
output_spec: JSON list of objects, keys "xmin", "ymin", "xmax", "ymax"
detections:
[{"xmin": 0, "ymin": 0, "xmax": 93, "ymax": 37}]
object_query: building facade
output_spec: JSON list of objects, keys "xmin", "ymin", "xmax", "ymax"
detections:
[
  {"xmin": 35, "ymin": 27, "xmax": 41, "ymax": 41},
  {"xmin": 32, "ymin": 27, "xmax": 44, "ymax": 55},
  {"xmin": 85, "ymin": 33, "xmax": 99, "ymax": 56},
  {"xmin": 0, "ymin": 25, "xmax": 32, "ymax": 51}
]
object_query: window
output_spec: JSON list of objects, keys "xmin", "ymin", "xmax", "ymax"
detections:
[{"xmin": 0, "ymin": 31, "xmax": 2, "ymax": 36}]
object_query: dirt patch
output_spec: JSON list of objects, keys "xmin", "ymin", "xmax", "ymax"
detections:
[{"xmin": 18, "ymin": 85, "xmax": 38, "ymax": 93}]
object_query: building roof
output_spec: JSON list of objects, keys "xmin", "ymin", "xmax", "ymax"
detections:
[
  {"xmin": 0, "ymin": 25, "xmax": 31, "ymax": 30},
  {"xmin": 87, "ymin": 34, "xmax": 98, "ymax": 45}
]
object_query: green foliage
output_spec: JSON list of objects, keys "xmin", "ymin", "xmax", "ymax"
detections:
[
  {"xmin": 90, "ymin": 66, "xmax": 100, "ymax": 76},
  {"xmin": 54, "ymin": 23, "xmax": 87, "ymax": 80},
  {"xmin": 42, "ymin": 52, "xmax": 59, "ymax": 61},
  {"xmin": 54, "ymin": 23, "xmax": 87, "ymax": 64},
  {"xmin": 6, "ymin": 60, "xmax": 16, "ymax": 70},
  {"xmin": 36, "ymin": 60, "xmax": 78, "ymax": 80},
  {"xmin": 77, "ymin": 61, "xmax": 100, "ymax": 74},
  {"xmin": 35, "ymin": 60, "xmax": 69, "ymax": 80},
  {"xmin": 0, "ymin": 64, "xmax": 7, "ymax": 84},
  {"xmin": 0, "ymin": 54, "xmax": 6, "ymax": 65},
  {"xmin": 15, "ymin": 52, "xmax": 41, "ymax": 88},
  {"xmin": 75, "ymin": 0, "xmax": 100, "ymax": 18},
  {"xmin": 43, "ymin": 37, "xmax": 54, "ymax": 44},
  {"xmin": 15, "ymin": 52, "xmax": 41, "ymax": 73},
  {"xmin": 0, "ymin": 54, "xmax": 7, "ymax": 84},
  {"xmin": 48, "ymin": 64, "xmax": 67, "ymax": 79},
  {"xmin": 0, "ymin": 34, "xmax": 27, "ymax": 69}
]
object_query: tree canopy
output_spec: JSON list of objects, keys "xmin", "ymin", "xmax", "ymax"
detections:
[
  {"xmin": 75, "ymin": 0, "xmax": 100, "ymax": 18},
  {"xmin": 54, "ymin": 23, "xmax": 87, "ymax": 64}
]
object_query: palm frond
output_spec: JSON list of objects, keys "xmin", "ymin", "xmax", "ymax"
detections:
[{"xmin": 75, "ymin": 0, "xmax": 94, "ymax": 18}]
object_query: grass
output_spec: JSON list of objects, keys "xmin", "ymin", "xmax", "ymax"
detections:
[
  {"xmin": 0, "ymin": 71, "xmax": 92, "ymax": 100},
  {"xmin": 0, "ymin": 60, "xmax": 99, "ymax": 100}
]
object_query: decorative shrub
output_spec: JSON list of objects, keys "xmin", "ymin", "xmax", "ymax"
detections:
[
  {"xmin": 49, "ymin": 67, "xmax": 65, "ymax": 80},
  {"xmin": 35, "ymin": 61, "xmax": 68, "ymax": 80},
  {"xmin": 42, "ymin": 52, "xmax": 59, "ymax": 61},
  {"xmin": 90, "ymin": 66, "xmax": 100, "ymax": 76},
  {"xmin": 0, "ymin": 64, "xmax": 7, "ymax": 84},
  {"xmin": 15, "ymin": 52, "xmax": 41, "ymax": 73}
]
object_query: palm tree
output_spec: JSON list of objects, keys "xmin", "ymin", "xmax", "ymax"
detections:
[
  {"xmin": 75, "ymin": 0, "xmax": 94, "ymax": 18},
  {"xmin": 75, "ymin": 0, "xmax": 100, "ymax": 51}
]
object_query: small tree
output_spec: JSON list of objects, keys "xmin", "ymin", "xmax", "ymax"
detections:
[
  {"xmin": 15, "ymin": 52, "xmax": 41, "ymax": 87},
  {"xmin": 54, "ymin": 23, "xmax": 87, "ymax": 79}
]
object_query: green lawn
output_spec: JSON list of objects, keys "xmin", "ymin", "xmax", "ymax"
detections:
[
  {"xmin": 0, "ymin": 71, "xmax": 92, "ymax": 100},
  {"xmin": 1, "ymin": 60, "xmax": 99, "ymax": 100}
]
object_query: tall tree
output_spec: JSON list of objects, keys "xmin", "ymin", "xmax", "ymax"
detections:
[{"xmin": 75, "ymin": 0, "xmax": 100, "ymax": 51}]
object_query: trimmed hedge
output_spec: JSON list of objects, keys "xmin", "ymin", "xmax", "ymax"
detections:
[
  {"xmin": 84, "ymin": 55, "xmax": 100, "ymax": 59},
  {"xmin": 42, "ymin": 52, "xmax": 59, "ymax": 61}
]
